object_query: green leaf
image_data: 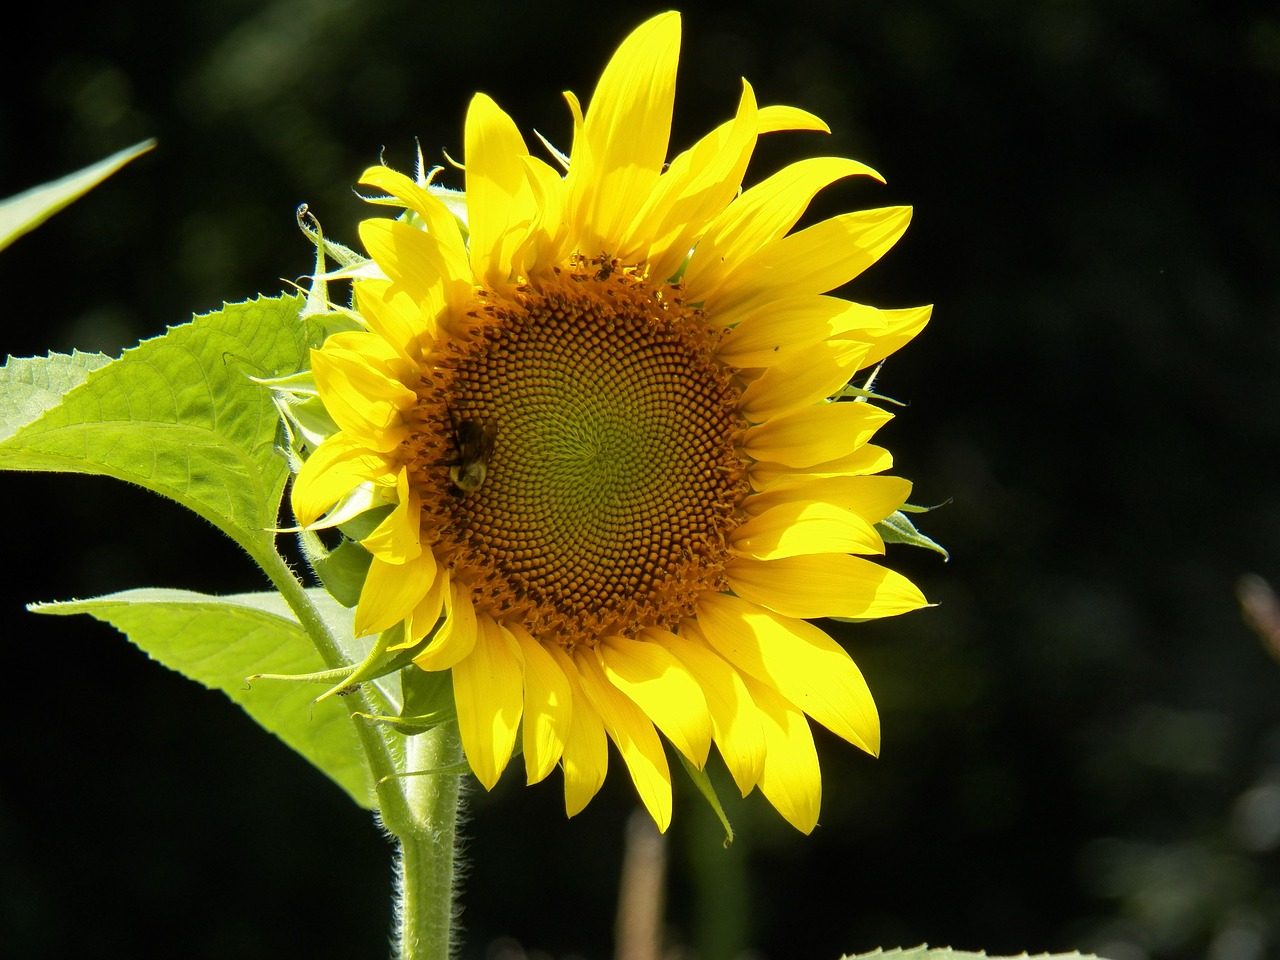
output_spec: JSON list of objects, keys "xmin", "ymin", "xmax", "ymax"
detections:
[
  {"xmin": 29, "ymin": 587, "xmax": 376, "ymax": 809},
  {"xmin": 0, "ymin": 140, "xmax": 155, "ymax": 252},
  {"xmin": 379, "ymin": 665, "xmax": 457, "ymax": 735},
  {"xmin": 833, "ymin": 384, "xmax": 906, "ymax": 407},
  {"xmin": 0, "ymin": 295, "xmax": 309, "ymax": 566},
  {"xmin": 840, "ymin": 948, "xmax": 1105, "ymax": 960},
  {"xmin": 876, "ymin": 509, "xmax": 949, "ymax": 560},
  {"xmin": 312, "ymin": 536, "xmax": 373, "ymax": 608},
  {"xmin": 0, "ymin": 351, "xmax": 112, "ymax": 443}
]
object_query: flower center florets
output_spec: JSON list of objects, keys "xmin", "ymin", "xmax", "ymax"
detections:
[{"xmin": 401, "ymin": 256, "xmax": 750, "ymax": 645}]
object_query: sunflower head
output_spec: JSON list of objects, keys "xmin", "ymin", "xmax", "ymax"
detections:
[{"xmin": 291, "ymin": 10, "xmax": 933, "ymax": 834}]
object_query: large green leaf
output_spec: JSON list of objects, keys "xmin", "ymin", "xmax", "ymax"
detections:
[
  {"xmin": 0, "ymin": 350, "xmax": 113, "ymax": 442},
  {"xmin": 30, "ymin": 587, "xmax": 376, "ymax": 808},
  {"xmin": 0, "ymin": 140, "xmax": 155, "ymax": 252},
  {"xmin": 0, "ymin": 295, "xmax": 309, "ymax": 561}
]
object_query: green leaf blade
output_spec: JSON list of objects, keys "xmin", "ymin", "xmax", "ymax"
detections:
[
  {"xmin": 0, "ymin": 295, "xmax": 309, "ymax": 558},
  {"xmin": 31, "ymin": 587, "xmax": 375, "ymax": 809},
  {"xmin": 0, "ymin": 351, "xmax": 113, "ymax": 443}
]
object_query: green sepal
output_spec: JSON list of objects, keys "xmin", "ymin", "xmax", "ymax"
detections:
[
  {"xmin": 311, "ymin": 537, "xmax": 373, "ymax": 608},
  {"xmin": 375, "ymin": 760, "xmax": 472, "ymax": 788},
  {"xmin": 252, "ymin": 368, "xmax": 337, "ymax": 473},
  {"xmin": 247, "ymin": 664, "xmax": 360, "ymax": 686},
  {"xmin": 840, "ymin": 948, "xmax": 1104, "ymax": 960},
  {"xmin": 832, "ymin": 360, "xmax": 905, "ymax": 407},
  {"xmin": 303, "ymin": 309, "xmax": 366, "ymax": 344},
  {"xmin": 364, "ymin": 661, "xmax": 458, "ymax": 737},
  {"xmin": 899, "ymin": 497, "xmax": 952, "ymax": 514},
  {"xmin": 676, "ymin": 753, "xmax": 734, "ymax": 847},
  {"xmin": 340, "ymin": 505, "xmax": 395, "ymax": 541},
  {"xmin": 876, "ymin": 508, "xmax": 949, "ymax": 560},
  {"xmin": 296, "ymin": 202, "xmax": 368, "ymax": 271},
  {"xmin": 833, "ymin": 383, "xmax": 906, "ymax": 407},
  {"xmin": 293, "ymin": 203, "xmax": 369, "ymax": 337},
  {"xmin": 284, "ymin": 392, "xmax": 340, "ymax": 444},
  {"xmin": 250, "ymin": 621, "xmax": 427, "ymax": 705},
  {"xmin": 29, "ymin": 587, "xmax": 377, "ymax": 809}
]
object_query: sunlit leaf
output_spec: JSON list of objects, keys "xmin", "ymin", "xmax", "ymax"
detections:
[
  {"xmin": 30, "ymin": 587, "xmax": 376, "ymax": 808},
  {"xmin": 0, "ymin": 351, "xmax": 112, "ymax": 442},
  {"xmin": 0, "ymin": 295, "xmax": 309, "ymax": 566},
  {"xmin": 876, "ymin": 509, "xmax": 949, "ymax": 560}
]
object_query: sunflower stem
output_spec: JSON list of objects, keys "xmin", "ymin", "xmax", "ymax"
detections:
[
  {"xmin": 255, "ymin": 537, "xmax": 464, "ymax": 956},
  {"xmin": 386, "ymin": 721, "xmax": 465, "ymax": 960}
]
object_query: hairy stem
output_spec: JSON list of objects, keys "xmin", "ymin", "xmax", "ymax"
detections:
[{"xmin": 388, "ymin": 722, "xmax": 465, "ymax": 960}]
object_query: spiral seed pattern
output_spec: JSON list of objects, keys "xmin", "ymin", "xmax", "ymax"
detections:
[{"xmin": 405, "ymin": 258, "xmax": 750, "ymax": 645}]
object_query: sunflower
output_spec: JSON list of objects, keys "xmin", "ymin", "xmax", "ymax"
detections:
[{"xmin": 291, "ymin": 10, "xmax": 931, "ymax": 834}]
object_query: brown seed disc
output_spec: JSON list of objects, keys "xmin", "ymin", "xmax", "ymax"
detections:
[{"xmin": 404, "ymin": 257, "xmax": 750, "ymax": 647}]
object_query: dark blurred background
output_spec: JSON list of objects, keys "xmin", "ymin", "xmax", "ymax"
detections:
[{"xmin": 3, "ymin": 1, "xmax": 1279, "ymax": 958}]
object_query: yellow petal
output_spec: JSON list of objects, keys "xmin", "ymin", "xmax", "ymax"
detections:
[
  {"xmin": 412, "ymin": 578, "xmax": 479, "ymax": 671},
  {"xmin": 638, "ymin": 98, "xmax": 832, "ymax": 282},
  {"xmin": 355, "ymin": 550, "xmax": 437, "ymax": 638},
  {"xmin": 354, "ymin": 278, "xmax": 437, "ymax": 362},
  {"xmin": 452, "ymin": 615, "xmax": 523, "ymax": 790},
  {"xmin": 311, "ymin": 344, "xmax": 415, "ymax": 450},
  {"xmin": 357, "ymin": 165, "xmax": 471, "ymax": 291},
  {"xmin": 696, "ymin": 592, "xmax": 879, "ymax": 755},
  {"xmin": 704, "ymin": 206, "xmax": 913, "ymax": 321},
  {"xmin": 600, "ymin": 634, "xmax": 711, "ymax": 767},
  {"xmin": 357, "ymin": 217, "xmax": 472, "ymax": 316},
  {"xmin": 520, "ymin": 155, "xmax": 572, "ymax": 271},
  {"xmin": 731, "ymin": 501, "xmax": 883, "ymax": 559},
  {"xmin": 743, "ymin": 401, "xmax": 893, "ymax": 468},
  {"xmin": 853, "ymin": 303, "xmax": 933, "ymax": 367},
  {"xmin": 745, "ymin": 474, "xmax": 912, "ymax": 522},
  {"xmin": 755, "ymin": 104, "xmax": 830, "ymax": 135},
  {"xmin": 749, "ymin": 443, "xmax": 893, "ymax": 489},
  {"xmin": 650, "ymin": 626, "xmax": 765, "ymax": 796},
  {"xmin": 548, "ymin": 643, "xmax": 608, "ymax": 816},
  {"xmin": 575, "ymin": 647, "xmax": 673, "ymax": 832},
  {"xmin": 394, "ymin": 572, "xmax": 447, "ymax": 650},
  {"xmin": 464, "ymin": 93, "xmax": 536, "ymax": 288},
  {"xmin": 717, "ymin": 295, "xmax": 886, "ymax": 368},
  {"xmin": 683, "ymin": 156, "xmax": 884, "ymax": 304},
  {"xmin": 737, "ymin": 340, "xmax": 868, "ymax": 423},
  {"xmin": 320, "ymin": 328, "xmax": 414, "ymax": 370},
  {"xmin": 507, "ymin": 622, "xmax": 573, "ymax": 785},
  {"xmin": 623, "ymin": 79, "xmax": 758, "ymax": 277},
  {"xmin": 291, "ymin": 433, "xmax": 395, "ymax": 527},
  {"xmin": 726, "ymin": 553, "xmax": 929, "ymax": 621},
  {"xmin": 361, "ymin": 468, "xmax": 425, "ymax": 563},
  {"xmin": 570, "ymin": 11, "xmax": 681, "ymax": 253},
  {"xmin": 740, "ymin": 675, "xmax": 821, "ymax": 834}
]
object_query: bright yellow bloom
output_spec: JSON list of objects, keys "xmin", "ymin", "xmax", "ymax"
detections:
[{"xmin": 293, "ymin": 11, "xmax": 931, "ymax": 833}]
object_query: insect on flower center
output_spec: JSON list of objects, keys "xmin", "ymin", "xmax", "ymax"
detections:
[{"xmin": 405, "ymin": 256, "xmax": 750, "ymax": 646}]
